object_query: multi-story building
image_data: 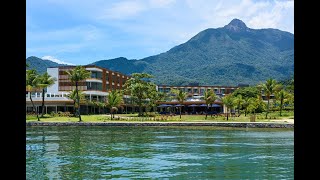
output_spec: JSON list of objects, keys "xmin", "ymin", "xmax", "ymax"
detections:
[
  {"xmin": 157, "ymin": 84, "xmax": 238, "ymax": 97},
  {"xmin": 26, "ymin": 65, "xmax": 131, "ymax": 114},
  {"xmin": 156, "ymin": 83, "xmax": 239, "ymax": 114},
  {"xmin": 26, "ymin": 66, "xmax": 242, "ymax": 115},
  {"xmin": 48, "ymin": 65, "xmax": 130, "ymax": 101}
]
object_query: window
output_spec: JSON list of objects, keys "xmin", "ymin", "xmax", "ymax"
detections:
[
  {"xmin": 86, "ymin": 82, "xmax": 103, "ymax": 91},
  {"xmin": 193, "ymin": 88, "xmax": 199, "ymax": 93},
  {"xmin": 91, "ymin": 71, "xmax": 102, "ymax": 79},
  {"xmin": 200, "ymin": 88, "xmax": 205, "ymax": 95},
  {"xmin": 106, "ymin": 72, "xmax": 109, "ymax": 81},
  {"xmin": 112, "ymin": 76, "xmax": 117, "ymax": 83}
]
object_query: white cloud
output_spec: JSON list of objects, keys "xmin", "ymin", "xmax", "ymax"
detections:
[
  {"xmin": 247, "ymin": 0, "xmax": 294, "ymax": 32},
  {"xmin": 99, "ymin": 1, "xmax": 146, "ymax": 20},
  {"xmin": 149, "ymin": 0, "xmax": 175, "ymax": 8},
  {"xmin": 41, "ymin": 56, "xmax": 75, "ymax": 65},
  {"xmin": 183, "ymin": 0, "xmax": 293, "ymax": 34}
]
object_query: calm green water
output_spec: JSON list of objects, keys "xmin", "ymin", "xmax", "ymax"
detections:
[{"xmin": 26, "ymin": 126, "xmax": 293, "ymax": 179}]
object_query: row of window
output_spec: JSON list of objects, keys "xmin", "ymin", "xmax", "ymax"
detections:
[
  {"xmin": 59, "ymin": 86, "xmax": 87, "ymax": 91},
  {"xmin": 59, "ymin": 74, "xmax": 128, "ymax": 84},
  {"xmin": 158, "ymin": 88, "xmax": 234, "ymax": 94}
]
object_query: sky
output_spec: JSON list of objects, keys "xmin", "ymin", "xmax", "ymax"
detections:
[{"xmin": 27, "ymin": 0, "xmax": 294, "ymax": 65}]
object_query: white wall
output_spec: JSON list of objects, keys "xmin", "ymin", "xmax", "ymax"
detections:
[{"xmin": 47, "ymin": 68, "xmax": 59, "ymax": 93}]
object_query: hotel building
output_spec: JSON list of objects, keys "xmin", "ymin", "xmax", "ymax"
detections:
[
  {"xmin": 156, "ymin": 84, "xmax": 239, "ymax": 114},
  {"xmin": 26, "ymin": 65, "xmax": 131, "ymax": 114},
  {"xmin": 26, "ymin": 65, "xmax": 242, "ymax": 115}
]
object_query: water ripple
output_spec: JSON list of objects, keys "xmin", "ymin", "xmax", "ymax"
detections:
[{"xmin": 26, "ymin": 126, "xmax": 293, "ymax": 179}]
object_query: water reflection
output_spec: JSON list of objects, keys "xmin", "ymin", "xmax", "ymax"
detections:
[{"xmin": 26, "ymin": 126, "xmax": 293, "ymax": 179}]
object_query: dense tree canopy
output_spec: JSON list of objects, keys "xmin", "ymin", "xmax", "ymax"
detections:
[{"xmin": 124, "ymin": 73, "xmax": 156, "ymax": 117}]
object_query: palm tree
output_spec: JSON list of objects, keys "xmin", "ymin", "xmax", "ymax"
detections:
[
  {"xmin": 89, "ymin": 100, "xmax": 98, "ymax": 114},
  {"xmin": 276, "ymin": 89, "xmax": 292, "ymax": 116},
  {"xmin": 171, "ymin": 89, "xmax": 188, "ymax": 119},
  {"xmin": 242, "ymin": 97, "xmax": 250, "ymax": 117},
  {"xmin": 154, "ymin": 91, "xmax": 167, "ymax": 112},
  {"xmin": 106, "ymin": 90, "xmax": 123, "ymax": 120},
  {"xmin": 37, "ymin": 72, "xmax": 56, "ymax": 118},
  {"xmin": 247, "ymin": 97, "xmax": 258, "ymax": 117},
  {"xmin": 222, "ymin": 94, "xmax": 234, "ymax": 121},
  {"xmin": 233, "ymin": 95, "xmax": 244, "ymax": 115},
  {"xmin": 66, "ymin": 66, "xmax": 91, "ymax": 122},
  {"xmin": 144, "ymin": 85, "xmax": 159, "ymax": 115},
  {"xmin": 67, "ymin": 89, "xmax": 85, "ymax": 115},
  {"xmin": 259, "ymin": 78, "xmax": 281, "ymax": 119},
  {"xmin": 203, "ymin": 89, "xmax": 217, "ymax": 119},
  {"xmin": 247, "ymin": 95, "xmax": 265, "ymax": 119},
  {"xmin": 95, "ymin": 101, "xmax": 105, "ymax": 114},
  {"xmin": 123, "ymin": 73, "xmax": 155, "ymax": 117},
  {"xmin": 26, "ymin": 69, "xmax": 40, "ymax": 121}
]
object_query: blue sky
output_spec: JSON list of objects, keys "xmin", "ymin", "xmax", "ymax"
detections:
[{"xmin": 27, "ymin": 0, "xmax": 294, "ymax": 65}]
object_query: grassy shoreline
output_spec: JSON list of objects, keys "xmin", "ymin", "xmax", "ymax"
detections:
[{"xmin": 26, "ymin": 111, "xmax": 294, "ymax": 123}]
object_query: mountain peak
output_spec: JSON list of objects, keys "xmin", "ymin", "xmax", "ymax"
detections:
[{"xmin": 224, "ymin": 18, "xmax": 247, "ymax": 32}]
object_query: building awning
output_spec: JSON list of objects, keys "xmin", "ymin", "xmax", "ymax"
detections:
[
  {"xmin": 211, "ymin": 104, "xmax": 221, "ymax": 107},
  {"xmin": 174, "ymin": 104, "xmax": 184, "ymax": 107},
  {"xmin": 188, "ymin": 104, "xmax": 198, "ymax": 107},
  {"xmin": 157, "ymin": 104, "xmax": 173, "ymax": 108}
]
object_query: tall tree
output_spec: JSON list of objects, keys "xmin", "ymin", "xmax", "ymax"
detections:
[
  {"xmin": 258, "ymin": 78, "xmax": 281, "ymax": 119},
  {"xmin": 275, "ymin": 90, "xmax": 293, "ymax": 116},
  {"xmin": 66, "ymin": 66, "xmax": 91, "ymax": 122},
  {"xmin": 124, "ymin": 73, "xmax": 155, "ymax": 117},
  {"xmin": 233, "ymin": 95, "xmax": 244, "ymax": 115},
  {"xmin": 171, "ymin": 89, "xmax": 188, "ymax": 119},
  {"xmin": 147, "ymin": 89, "xmax": 164, "ymax": 114},
  {"xmin": 242, "ymin": 97, "xmax": 250, "ymax": 117},
  {"xmin": 222, "ymin": 94, "xmax": 234, "ymax": 121},
  {"xmin": 106, "ymin": 90, "xmax": 123, "ymax": 120},
  {"xmin": 287, "ymin": 78, "xmax": 294, "ymax": 94},
  {"xmin": 203, "ymin": 89, "xmax": 217, "ymax": 119},
  {"xmin": 26, "ymin": 69, "xmax": 40, "ymax": 121},
  {"xmin": 97, "ymin": 101, "xmax": 106, "ymax": 114},
  {"xmin": 247, "ymin": 97, "xmax": 258, "ymax": 117},
  {"xmin": 37, "ymin": 72, "xmax": 56, "ymax": 117},
  {"xmin": 67, "ymin": 89, "xmax": 85, "ymax": 115},
  {"xmin": 247, "ymin": 95, "xmax": 265, "ymax": 116}
]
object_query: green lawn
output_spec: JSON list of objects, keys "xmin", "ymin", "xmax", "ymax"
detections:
[
  {"xmin": 26, "ymin": 114, "xmax": 110, "ymax": 122},
  {"xmin": 26, "ymin": 110, "xmax": 293, "ymax": 123}
]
